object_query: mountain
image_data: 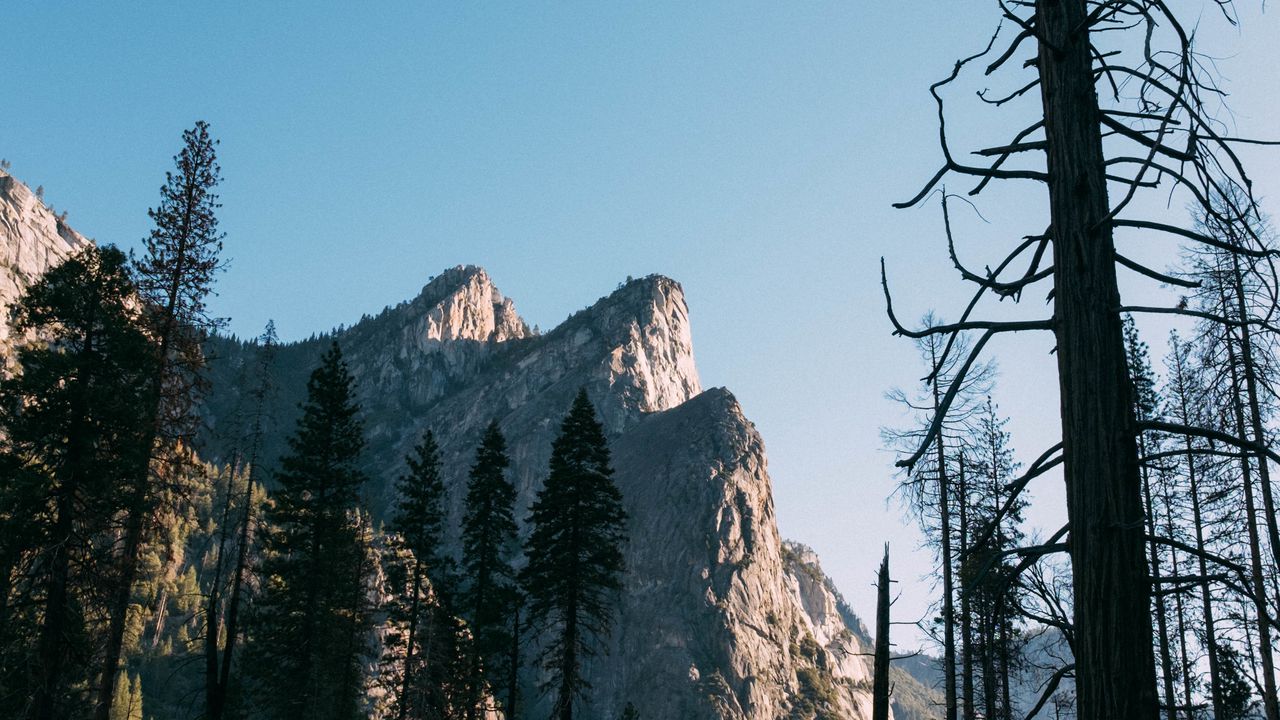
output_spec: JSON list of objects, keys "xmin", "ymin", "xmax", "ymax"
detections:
[
  {"xmin": 0, "ymin": 168, "xmax": 943, "ymax": 719},
  {"xmin": 201, "ymin": 265, "xmax": 942, "ymax": 719}
]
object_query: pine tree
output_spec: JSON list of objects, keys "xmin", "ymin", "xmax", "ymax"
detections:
[
  {"xmin": 883, "ymin": 317, "xmax": 993, "ymax": 720},
  {"xmin": 98, "ymin": 120, "xmax": 225, "ymax": 720},
  {"xmin": 0, "ymin": 246, "xmax": 154, "ymax": 720},
  {"xmin": 460, "ymin": 421, "xmax": 519, "ymax": 719},
  {"xmin": 521, "ymin": 389, "xmax": 628, "ymax": 720},
  {"xmin": 382, "ymin": 431, "xmax": 467, "ymax": 719},
  {"xmin": 206, "ymin": 321, "xmax": 276, "ymax": 720},
  {"xmin": 1123, "ymin": 316, "xmax": 1182, "ymax": 720},
  {"xmin": 962, "ymin": 398, "xmax": 1025, "ymax": 720},
  {"xmin": 108, "ymin": 672, "xmax": 143, "ymax": 720},
  {"xmin": 245, "ymin": 342, "xmax": 373, "ymax": 720}
]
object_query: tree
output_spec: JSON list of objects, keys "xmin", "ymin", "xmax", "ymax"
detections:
[
  {"xmin": 521, "ymin": 389, "xmax": 628, "ymax": 720},
  {"xmin": 0, "ymin": 246, "xmax": 154, "ymax": 720},
  {"xmin": 245, "ymin": 342, "xmax": 374, "ymax": 720},
  {"xmin": 1123, "ymin": 316, "xmax": 1181, "ymax": 720},
  {"xmin": 381, "ymin": 430, "xmax": 467, "ymax": 720},
  {"xmin": 205, "ymin": 321, "xmax": 276, "ymax": 720},
  {"xmin": 872, "ymin": 546, "xmax": 891, "ymax": 720},
  {"xmin": 98, "ymin": 120, "xmax": 225, "ymax": 720},
  {"xmin": 883, "ymin": 2, "xmax": 1271, "ymax": 717},
  {"xmin": 962, "ymin": 398, "xmax": 1025, "ymax": 720},
  {"xmin": 108, "ymin": 672, "xmax": 143, "ymax": 720},
  {"xmin": 460, "ymin": 421, "xmax": 519, "ymax": 719},
  {"xmin": 883, "ymin": 317, "xmax": 993, "ymax": 720}
]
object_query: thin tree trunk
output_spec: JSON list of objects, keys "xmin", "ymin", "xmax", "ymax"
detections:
[
  {"xmin": 398, "ymin": 562, "xmax": 423, "ymax": 720},
  {"xmin": 873, "ymin": 545, "xmax": 891, "ymax": 720},
  {"xmin": 1224, "ymin": 330, "xmax": 1280, "ymax": 720},
  {"xmin": 1172, "ymin": 337, "xmax": 1225, "ymax": 720},
  {"xmin": 1035, "ymin": 1, "xmax": 1160, "ymax": 717},
  {"xmin": 1162, "ymin": 499, "xmax": 1193, "ymax": 720},
  {"xmin": 998, "ymin": 612, "xmax": 1012, "ymax": 720},
  {"xmin": 983, "ymin": 611, "xmax": 997, "ymax": 720},
  {"xmin": 31, "ymin": 484, "xmax": 77, "ymax": 720},
  {"xmin": 1229, "ymin": 252, "xmax": 1280, "ymax": 594},
  {"xmin": 507, "ymin": 601, "xmax": 520, "ymax": 720},
  {"xmin": 959, "ymin": 456, "xmax": 976, "ymax": 720},
  {"xmin": 929, "ymin": 341, "xmax": 959, "ymax": 720},
  {"xmin": 558, "ymin": 593, "xmax": 578, "ymax": 720},
  {"xmin": 1141, "ymin": 446, "xmax": 1177, "ymax": 720},
  {"xmin": 205, "ymin": 461, "xmax": 239, "ymax": 719}
]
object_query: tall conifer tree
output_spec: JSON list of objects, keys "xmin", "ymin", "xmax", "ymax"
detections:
[
  {"xmin": 521, "ymin": 389, "xmax": 628, "ymax": 720},
  {"xmin": 98, "ymin": 121, "xmax": 225, "ymax": 720},
  {"xmin": 460, "ymin": 422, "xmax": 518, "ymax": 719},
  {"xmin": 382, "ymin": 430, "xmax": 467, "ymax": 719},
  {"xmin": 0, "ymin": 246, "xmax": 153, "ymax": 720},
  {"xmin": 245, "ymin": 342, "xmax": 373, "ymax": 720}
]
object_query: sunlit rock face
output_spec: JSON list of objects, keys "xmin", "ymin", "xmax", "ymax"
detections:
[{"xmin": 0, "ymin": 170, "xmax": 91, "ymax": 360}]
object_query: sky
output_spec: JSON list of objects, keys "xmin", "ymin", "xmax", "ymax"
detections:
[{"xmin": 2, "ymin": 1, "xmax": 1278, "ymax": 646}]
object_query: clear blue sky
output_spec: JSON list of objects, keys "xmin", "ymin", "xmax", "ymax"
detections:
[{"xmin": 3, "ymin": 1, "xmax": 1277, "ymax": 642}]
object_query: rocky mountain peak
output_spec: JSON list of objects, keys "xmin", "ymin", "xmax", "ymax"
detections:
[{"xmin": 401, "ymin": 264, "xmax": 530, "ymax": 349}]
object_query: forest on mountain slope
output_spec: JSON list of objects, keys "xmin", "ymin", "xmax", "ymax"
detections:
[{"xmin": 2, "ymin": 1, "xmax": 1280, "ymax": 719}]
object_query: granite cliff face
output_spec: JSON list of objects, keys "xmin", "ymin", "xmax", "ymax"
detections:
[
  {"xmin": 202, "ymin": 267, "xmax": 894, "ymax": 719},
  {"xmin": 0, "ymin": 169, "xmax": 91, "ymax": 360}
]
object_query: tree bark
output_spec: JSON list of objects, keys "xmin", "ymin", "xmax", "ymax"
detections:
[{"xmin": 1035, "ymin": 2, "xmax": 1160, "ymax": 718}]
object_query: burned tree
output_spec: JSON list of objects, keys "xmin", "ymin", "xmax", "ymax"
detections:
[{"xmin": 882, "ymin": 2, "xmax": 1274, "ymax": 718}]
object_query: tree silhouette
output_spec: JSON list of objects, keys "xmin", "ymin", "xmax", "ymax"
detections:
[{"xmin": 521, "ymin": 389, "xmax": 627, "ymax": 720}]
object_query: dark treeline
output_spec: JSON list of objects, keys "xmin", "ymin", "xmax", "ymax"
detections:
[{"xmin": 0, "ymin": 124, "xmax": 629, "ymax": 720}]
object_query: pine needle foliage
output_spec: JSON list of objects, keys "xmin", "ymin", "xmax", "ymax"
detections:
[
  {"xmin": 246, "ymin": 342, "xmax": 373, "ymax": 720},
  {"xmin": 521, "ymin": 389, "xmax": 628, "ymax": 720}
]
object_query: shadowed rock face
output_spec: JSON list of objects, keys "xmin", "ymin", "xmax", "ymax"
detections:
[{"xmin": 0, "ymin": 168, "xmax": 906, "ymax": 719}]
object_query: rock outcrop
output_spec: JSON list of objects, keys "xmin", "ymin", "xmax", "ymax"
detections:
[{"xmin": 0, "ymin": 169, "xmax": 91, "ymax": 360}]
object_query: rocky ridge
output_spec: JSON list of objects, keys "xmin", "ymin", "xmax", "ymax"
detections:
[{"xmin": 202, "ymin": 267, "xmax": 895, "ymax": 719}]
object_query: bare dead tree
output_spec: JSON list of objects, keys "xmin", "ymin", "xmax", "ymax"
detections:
[
  {"xmin": 885, "ymin": 317, "xmax": 994, "ymax": 720},
  {"xmin": 882, "ymin": 2, "xmax": 1274, "ymax": 718},
  {"xmin": 873, "ymin": 545, "xmax": 892, "ymax": 720}
]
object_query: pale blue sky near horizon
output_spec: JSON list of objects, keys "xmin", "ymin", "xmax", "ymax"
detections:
[{"xmin": 3, "ymin": 1, "xmax": 1278, "ymax": 645}]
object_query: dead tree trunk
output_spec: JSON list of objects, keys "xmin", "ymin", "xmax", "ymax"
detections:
[
  {"xmin": 1229, "ymin": 251, "xmax": 1280, "ymax": 584},
  {"xmin": 873, "ymin": 545, "xmax": 891, "ymax": 720},
  {"xmin": 1141, "ymin": 452, "xmax": 1177, "ymax": 720},
  {"xmin": 1035, "ymin": 1, "xmax": 1160, "ymax": 717},
  {"xmin": 1222, "ymin": 323, "xmax": 1280, "ymax": 720},
  {"xmin": 958, "ymin": 455, "xmax": 976, "ymax": 720},
  {"xmin": 930, "ymin": 341, "xmax": 959, "ymax": 720}
]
